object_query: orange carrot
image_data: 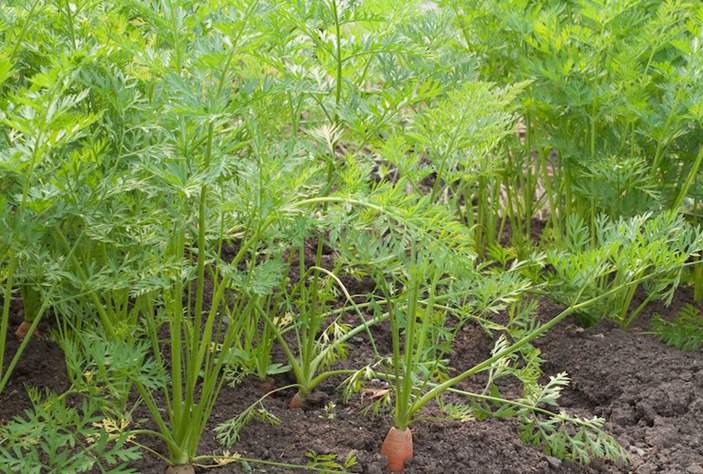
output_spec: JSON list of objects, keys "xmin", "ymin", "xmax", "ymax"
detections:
[
  {"xmin": 380, "ymin": 426, "xmax": 413, "ymax": 472},
  {"xmin": 289, "ymin": 391, "xmax": 304, "ymax": 409},
  {"xmin": 165, "ymin": 464, "xmax": 195, "ymax": 474}
]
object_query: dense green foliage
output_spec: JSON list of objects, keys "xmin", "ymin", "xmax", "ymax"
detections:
[
  {"xmin": 0, "ymin": 0, "xmax": 701, "ymax": 471},
  {"xmin": 652, "ymin": 304, "xmax": 703, "ymax": 351}
]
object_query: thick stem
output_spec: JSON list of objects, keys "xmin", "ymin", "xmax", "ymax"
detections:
[
  {"xmin": 0, "ymin": 255, "xmax": 17, "ymax": 376},
  {"xmin": 672, "ymin": 146, "xmax": 703, "ymax": 210},
  {"xmin": 409, "ymin": 269, "xmax": 665, "ymax": 417},
  {"xmin": 331, "ymin": 0, "xmax": 343, "ymax": 123}
]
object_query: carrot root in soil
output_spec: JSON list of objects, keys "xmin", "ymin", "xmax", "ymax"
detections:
[
  {"xmin": 164, "ymin": 464, "xmax": 195, "ymax": 474},
  {"xmin": 381, "ymin": 427, "xmax": 413, "ymax": 472},
  {"xmin": 289, "ymin": 391, "xmax": 304, "ymax": 409}
]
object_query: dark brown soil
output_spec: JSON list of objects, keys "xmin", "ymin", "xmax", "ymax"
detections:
[
  {"xmin": 128, "ymin": 287, "xmax": 703, "ymax": 473},
  {"xmin": 0, "ymin": 305, "xmax": 68, "ymax": 423},
  {"xmin": 1, "ymin": 287, "xmax": 702, "ymax": 473},
  {"xmin": 536, "ymin": 289, "xmax": 703, "ymax": 474}
]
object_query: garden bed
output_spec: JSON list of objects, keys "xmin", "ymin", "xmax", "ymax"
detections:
[
  {"xmin": 2, "ymin": 290, "xmax": 700, "ymax": 474},
  {"xmin": 3, "ymin": 1, "xmax": 703, "ymax": 472}
]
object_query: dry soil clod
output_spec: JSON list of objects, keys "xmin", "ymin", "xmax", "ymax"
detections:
[
  {"xmin": 14, "ymin": 320, "xmax": 33, "ymax": 340},
  {"xmin": 255, "ymin": 377, "xmax": 275, "ymax": 394}
]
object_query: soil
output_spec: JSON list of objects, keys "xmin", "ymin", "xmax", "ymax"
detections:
[
  {"xmin": 0, "ymin": 303, "xmax": 68, "ymax": 423},
  {"xmin": 1, "ymin": 286, "xmax": 702, "ymax": 474},
  {"xmin": 537, "ymin": 290, "xmax": 703, "ymax": 474}
]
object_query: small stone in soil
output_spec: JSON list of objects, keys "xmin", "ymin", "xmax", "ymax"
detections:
[{"xmin": 687, "ymin": 464, "xmax": 703, "ymax": 474}]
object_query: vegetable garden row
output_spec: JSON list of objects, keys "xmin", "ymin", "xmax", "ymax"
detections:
[{"xmin": 0, "ymin": 0, "xmax": 702, "ymax": 472}]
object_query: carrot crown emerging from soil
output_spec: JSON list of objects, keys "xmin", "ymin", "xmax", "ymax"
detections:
[{"xmin": 381, "ymin": 427, "xmax": 414, "ymax": 473}]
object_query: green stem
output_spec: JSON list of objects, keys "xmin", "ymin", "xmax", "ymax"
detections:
[
  {"xmin": 0, "ymin": 255, "xmax": 17, "ymax": 377},
  {"xmin": 54, "ymin": 230, "xmax": 116, "ymax": 339},
  {"xmin": 193, "ymin": 123, "xmax": 214, "ymax": 343},
  {"xmin": 672, "ymin": 146, "xmax": 703, "ymax": 210},
  {"xmin": 409, "ymin": 268, "xmax": 667, "ymax": 419},
  {"xmin": 397, "ymin": 275, "xmax": 420, "ymax": 430},
  {"xmin": 0, "ymin": 300, "xmax": 45, "ymax": 393},
  {"xmin": 331, "ymin": 0, "xmax": 343, "ymax": 123},
  {"xmin": 63, "ymin": 0, "xmax": 77, "ymax": 50},
  {"xmin": 8, "ymin": 0, "xmax": 42, "ymax": 60}
]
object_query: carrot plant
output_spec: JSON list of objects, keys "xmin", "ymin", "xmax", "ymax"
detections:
[
  {"xmin": 446, "ymin": 0, "xmax": 703, "ymax": 241},
  {"xmin": 407, "ymin": 81, "xmax": 526, "ymax": 254},
  {"xmin": 347, "ymin": 259, "xmax": 657, "ymax": 471},
  {"xmin": 87, "ymin": 1, "xmax": 282, "ymax": 471},
  {"xmin": 0, "ymin": 388, "xmax": 142, "ymax": 473},
  {"xmin": 3, "ymin": 0, "xmax": 703, "ymax": 472},
  {"xmin": 0, "ymin": 35, "xmax": 100, "ymax": 394},
  {"xmin": 650, "ymin": 304, "xmax": 703, "ymax": 351},
  {"xmin": 223, "ymin": 291, "xmax": 284, "ymax": 391},
  {"xmin": 546, "ymin": 212, "xmax": 703, "ymax": 327},
  {"xmin": 265, "ymin": 260, "xmax": 382, "ymax": 408}
]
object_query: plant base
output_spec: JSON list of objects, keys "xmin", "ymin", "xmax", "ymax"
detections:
[
  {"xmin": 289, "ymin": 391, "xmax": 304, "ymax": 409},
  {"xmin": 381, "ymin": 427, "xmax": 413, "ymax": 472},
  {"xmin": 165, "ymin": 464, "xmax": 195, "ymax": 474}
]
